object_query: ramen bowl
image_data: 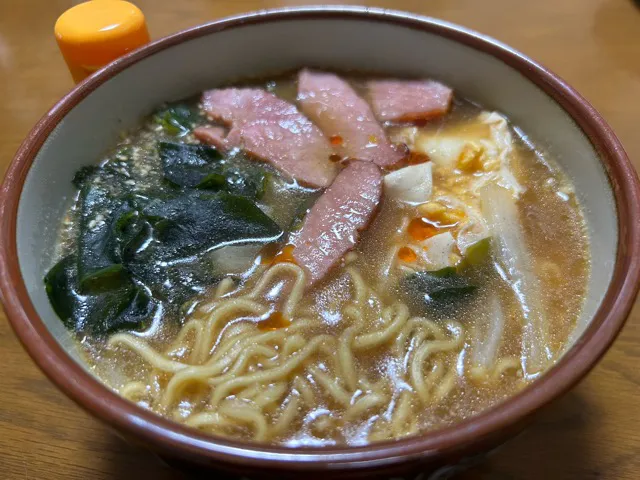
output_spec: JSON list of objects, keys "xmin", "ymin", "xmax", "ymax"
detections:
[{"xmin": 1, "ymin": 7, "xmax": 639, "ymax": 479}]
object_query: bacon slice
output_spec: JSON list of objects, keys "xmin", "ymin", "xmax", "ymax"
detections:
[
  {"xmin": 199, "ymin": 88, "xmax": 337, "ymax": 188},
  {"xmin": 366, "ymin": 79, "xmax": 453, "ymax": 123},
  {"xmin": 293, "ymin": 161, "xmax": 383, "ymax": 285},
  {"xmin": 193, "ymin": 125, "xmax": 228, "ymax": 152},
  {"xmin": 297, "ymin": 70, "xmax": 404, "ymax": 168}
]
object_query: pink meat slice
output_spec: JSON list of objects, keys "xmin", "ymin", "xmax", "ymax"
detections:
[
  {"xmin": 293, "ymin": 161, "xmax": 383, "ymax": 285},
  {"xmin": 297, "ymin": 70, "xmax": 405, "ymax": 168},
  {"xmin": 193, "ymin": 125, "xmax": 229, "ymax": 152},
  {"xmin": 366, "ymin": 79, "xmax": 453, "ymax": 123},
  {"xmin": 200, "ymin": 88, "xmax": 337, "ymax": 188}
]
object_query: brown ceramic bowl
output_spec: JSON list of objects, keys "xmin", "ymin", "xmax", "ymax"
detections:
[{"xmin": 1, "ymin": 7, "xmax": 639, "ymax": 479}]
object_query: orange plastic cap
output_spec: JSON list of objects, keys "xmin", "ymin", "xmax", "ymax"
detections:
[{"xmin": 55, "ymin": 1, "xmax": 149, "ymax": 82}]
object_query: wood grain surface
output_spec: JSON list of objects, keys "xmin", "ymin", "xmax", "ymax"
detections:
[{"xmin": 0, "ymin": 1, "xmax": 639, "ymax": 479}]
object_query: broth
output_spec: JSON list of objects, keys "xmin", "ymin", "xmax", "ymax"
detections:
[{"xmin": 46, "ymin": 71, "xmax": 589, "ymax": 446}]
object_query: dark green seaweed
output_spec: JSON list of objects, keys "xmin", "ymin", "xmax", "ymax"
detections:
[
  {"xmin": 47, "ymin": 173, "xmax": 282, "ymax": 335},
  {"xmin": 159, "ymin": 141, "xmax": 268, "ymax": 199},
  {"xmin": 159, "ymin": 142, "xmax": 223, "ymax": 188},
  {"xmin": 401, "ymin": 267, "xmax": 477, "ymax": 317},
  {"xmin": 71, "ymin": 165, "xmax": 100, "ymax": 189},
  {"xmin": 154, "ymin": 104, "xmax": 197, "ymax": 136},
  {"xmin": 44, "ymin": 255, "xmax": 80, "ymax": 326},
  {"xmin": 44, "ymin": 254, "xmax": 157, "ymax": 334},
  {"xmin": 76, "ymin": 185, "xmax": 133, "ymax": 293},
  {"xmin": 45, "ymin": 98, "xmax": 292, "ymax": 337},
  {"xmin": 142, "ymin": 191, "xmax": 282, "ymax": 260}
]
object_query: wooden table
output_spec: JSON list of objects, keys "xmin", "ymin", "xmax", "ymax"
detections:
[{"xmin": 1, "ymin": 1, "xmax": 639, "ymax": 478}]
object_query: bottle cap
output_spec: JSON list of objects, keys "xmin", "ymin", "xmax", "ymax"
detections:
[{"xmin": 55, "ymin": 1, "xmax": 150, "ymax": 83}]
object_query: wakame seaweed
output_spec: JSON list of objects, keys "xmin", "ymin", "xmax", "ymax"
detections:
[
  {"xmin": 401, "ymin": 267, "xmax": 478, "ymax": 316},
  {"xmin": 154, "ymin": 104, "xmax": 198, "ymax": 137},
  {"xmin": 221, "ymin": 163, "xmax": 270, "ymax": 200},
  {"xmin": 76, "ymin": 184, "xmax": 133, "ymax": 293},
  {"xmin": 159, "ymin": 141, "xmax": 269, "ymax": 199},
  {"xmin": 45, "ymin": 135, "xmax": 284, "ymax": 336},
  {"xmin": 141, "ymin": 191, "xmax": 282, "ymax": 260},
  {"xmin": 125, "ymin": 191, "xmax": 283, "ymax": 305},
  {"xmin": 44, "ymin": 254, "xmax": 157, "ymax": 334},
  {"xmin": 72, "ymin": 165, "xmax": 100, "ymax": 189},
  {"xmin": 159, "ymin": 142, "xmax": 223, "ymax": 188}
]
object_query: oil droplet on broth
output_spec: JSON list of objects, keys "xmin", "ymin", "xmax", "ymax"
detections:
[
  {"xmin": 257, "ymin": 311, "xmax": 291, "ymax": 331},
  {"xmin": 260, "ymin": 243, "xmax": 298, "ymax": 266},
  {"xmin": 259, "ymin": 243, "xmax": 281, "ymax": 265},
  {"xmin": 272, "ymin": 244, "xmax": 297, "ymax": 265}
]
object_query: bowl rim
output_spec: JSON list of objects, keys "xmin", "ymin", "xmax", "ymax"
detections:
[{"xmin": 1, "ymin": 5, "xmax": 639, "ymax": 472}]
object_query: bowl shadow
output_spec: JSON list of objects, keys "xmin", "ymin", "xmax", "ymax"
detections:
[
  {"xmin": 100, "ymin": 431, "xmax": 186, "ymax": 480},
  {"xmin": 458, "ymin": 390, "xmax": 595, "ymax": 480}
]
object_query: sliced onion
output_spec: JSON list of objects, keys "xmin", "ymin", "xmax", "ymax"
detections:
[
  {"xmin": 416, "ymin": 231, "xmax": 456, "ymax": 270},
  {"xmin": 383, "ymin": 162, "xmax": 432, "ymax": 204},
  {"xmin": 470, "ymin": 294, "xmax": 505, "ymax": 371},
  {"xmin": 414, "ymin": 136, "xmax": 467, "ymax": 169},
  {"xmin": 480, "ymin": 182, "xmax": 549, "ymax": 376},
  {"xmin": 210, "ymin": 245, "xmax": 262, "ymax": 276}
]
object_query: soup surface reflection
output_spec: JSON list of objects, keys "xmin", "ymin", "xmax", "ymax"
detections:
[{"xmin": 46, "ymin": 70, "xmax": 589, "ymax": 446}]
